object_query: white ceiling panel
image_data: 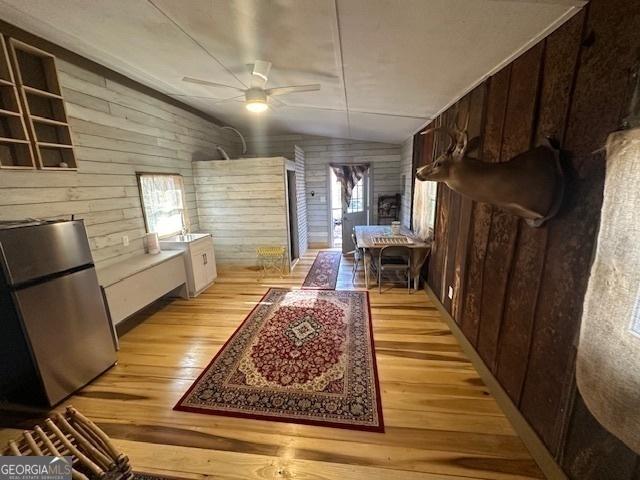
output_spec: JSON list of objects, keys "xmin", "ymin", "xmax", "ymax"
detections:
[
  {"xmin": 0, "ymin": 0, "xmax": 584, "ymax": 143},
  {"xmin": 348, "ymin": 111, "xmax": 427, "ymax": 145},
  {"xmin": 337, "ymin": 0, "xmax": 572, "ymax": 117}
]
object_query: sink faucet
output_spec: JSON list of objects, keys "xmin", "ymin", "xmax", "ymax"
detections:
[{"xmin": 181, "ymin": 212, "xmax": 189, "ymax": 236}]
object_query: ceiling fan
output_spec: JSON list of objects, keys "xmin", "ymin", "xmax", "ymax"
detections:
[{"xmin": 182, "ymin": 60, "xmax": 321, "ymax": 113}]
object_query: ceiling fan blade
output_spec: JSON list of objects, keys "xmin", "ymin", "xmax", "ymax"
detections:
[
  {"xmin": 229, "ymin": 63, "xmax": 339, "ymax": 81},
  {"xmin": 172, "ymin": 93, "xmax": 245, "ymax": 104},
  {"xmin": 182, "ymin": 77, "xmax": 245, "ymax": 92},
  {"xmin": 267, "ymin": 84, "xmax": 321, "ymax": 96},
  {"xmin": 267, "ymin": 96, "xmax": 287, "ymax": 110}
]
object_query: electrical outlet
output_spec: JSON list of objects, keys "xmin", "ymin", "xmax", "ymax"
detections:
[
  {"xmin": 320, "ymin": 195, "xmax": 326, "ymax": 204},
  {"xmin": 448, "ymin": 286, "xmax": 454, "ymax": 299},
  {"xmin": 122, "ymin": 235, "xmax": 129, "ymax": 246}
]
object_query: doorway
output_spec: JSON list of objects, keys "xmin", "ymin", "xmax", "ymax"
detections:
[
  {"xmin": 329, "ymin": 166, "xmax": 370, "ymax": 253},
  {"xmin": 286, "ymin": 169, "xmax": 299, "ymax": 264}
]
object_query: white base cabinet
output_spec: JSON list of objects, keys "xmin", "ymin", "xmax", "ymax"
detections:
[{"xmin": 160, "ymin": 234, "xmax": 217, "ymax": 297}]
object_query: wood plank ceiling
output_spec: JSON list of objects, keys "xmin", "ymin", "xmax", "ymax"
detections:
[{"xmin": 0, "ymin": 0, "xmax": 583, "ymax": 143}]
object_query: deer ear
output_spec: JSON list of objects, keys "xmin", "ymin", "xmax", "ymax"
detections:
[{"xmin": 466, "ymin": 136, "xmax": 481, "ymax": 154}]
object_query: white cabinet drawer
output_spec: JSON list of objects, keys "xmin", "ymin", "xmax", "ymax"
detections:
[{"xmin": 191, "ymin": 236, "xmax": 213, "ymax": 256}]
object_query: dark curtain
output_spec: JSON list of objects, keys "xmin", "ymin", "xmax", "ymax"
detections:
[{"xmin": 330, "ymin": 164, "xmax": 369, "ymax": 207}]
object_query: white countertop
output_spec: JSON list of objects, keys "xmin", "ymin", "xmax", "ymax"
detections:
[
  {"xmin": 96, "ymin": 250, "xmax": 184, "ymax": 288},
  {"xmin": 160, "ymin": 233, "xmax": 211, "ymax": 243}
]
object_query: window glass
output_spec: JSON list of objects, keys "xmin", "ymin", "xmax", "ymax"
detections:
[
  {"xmin": 347, "ymin": 178, "xmax": 364, "ymax": 213},
  {"xmin": 412, "ymin": 180, "xmax": 437, "ymax": 240},
  {"xmin": 138, "ymin": 173, "xmax": 186, "ymax": 237}
]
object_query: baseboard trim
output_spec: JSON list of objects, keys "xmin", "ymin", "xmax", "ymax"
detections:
[{"xmin": 425, "ymin": 286, "xmax": 567, "ymax": 480}]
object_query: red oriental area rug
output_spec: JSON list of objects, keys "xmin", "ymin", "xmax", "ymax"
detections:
[
  {"xmin": 301, "ymin": 251, "xmax": 341, "ymax": 290},
  {"xmin": 174, "ymin": 288, "xmax": 384, "ymax": 432}
]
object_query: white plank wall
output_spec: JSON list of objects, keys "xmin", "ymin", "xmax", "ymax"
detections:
[
  {"xmin": 400, "ymin": 136, "xmax": 414, "ymax": 228},
  {"xmin": 0, "ymin": 57, "xmax": 239, "ymax": 268},
  {"xmin": 294, "ymin": 146, "xmax": 308, "ymax": 256},
  {"xmin": 246, "ymin": 134, "xmax": 402, "ymax": 246},
  {"xmin": 193, "ymin": 157, "xmax": 289, "ymax": 267}
]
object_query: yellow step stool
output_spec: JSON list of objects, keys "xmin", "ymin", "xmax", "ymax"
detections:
[{"xmin": 256, "ymin": 246, "xmax": 287, "ymax": 281}]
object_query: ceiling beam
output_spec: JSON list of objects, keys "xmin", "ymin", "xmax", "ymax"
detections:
[
  {"xmin": 274, "ymin": 102, "xmax": 430, "ymax": 120},
  {"xmin": 493, "ymin": 0, "xmax": 587, "ymax": 6},
  {"xmin": 146, "ymin": 0, "xmax": 248, "ymax": 90},
  {"xmin": 332, "ymin": 0, "xmax": 352, "ymax": 138}
]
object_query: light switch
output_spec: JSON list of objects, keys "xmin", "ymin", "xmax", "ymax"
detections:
[
  {"xmin": 320, "ymin": 195, "xmax": 326, "ymax": 204},
  {"xmin": 122, "ymin": 235, "xmax": 129, "ymax": 246},
  {"xmin": 448, "ymin": 286, "xmax": 454, "ymax": 299}
]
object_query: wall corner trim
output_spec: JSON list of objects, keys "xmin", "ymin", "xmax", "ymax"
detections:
[{"xmin": 424, "ymin": 285, "xmax": 568, "ymax": 480}]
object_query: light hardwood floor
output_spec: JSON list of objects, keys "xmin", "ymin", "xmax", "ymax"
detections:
[{"xmin": 0, "ymin": 249, "xmax": 544, "ymax": 480}]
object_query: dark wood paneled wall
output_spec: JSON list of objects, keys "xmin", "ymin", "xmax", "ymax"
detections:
[{"xmin": 413, "ymin": 1, "xmax": 640, "ymax": 478}]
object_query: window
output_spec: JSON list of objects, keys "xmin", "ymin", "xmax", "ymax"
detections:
[
  {"xmin": 412, "ymin": 179, "xmax": 437, "ymax": 240},
  {"xmin": 347, "ymin": 178, "xmax": 364, "ymax": 213},
  {"xmin": 137, "ymin": 173, "xmax": 187, "ymax": 237}
]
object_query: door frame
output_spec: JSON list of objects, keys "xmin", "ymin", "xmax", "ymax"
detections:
[
  {"xmin": 283, "ymin": 161, "xmax": 298, "ymax": 270},
  {"xmin": 286, "ymin": 169, "xmax": 300, "ymax": 263},
  {"xmin": 326, "ymin": 164, "xmax": 373, "ymax": 248}
]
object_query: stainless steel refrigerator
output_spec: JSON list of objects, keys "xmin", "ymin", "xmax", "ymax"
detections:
[{"xmin": 0, "ymin": 220, "xmax": 117, "ymax": 407}]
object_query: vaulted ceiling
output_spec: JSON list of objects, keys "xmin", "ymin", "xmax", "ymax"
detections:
[{"xmin": 0, "ymin": 0, "xmax": 584, "ymax": 143}]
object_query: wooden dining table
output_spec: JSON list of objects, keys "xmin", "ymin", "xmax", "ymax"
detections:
[{"xmin": 354, "ymin": 225, "xmax": 431, "ymax": 289}]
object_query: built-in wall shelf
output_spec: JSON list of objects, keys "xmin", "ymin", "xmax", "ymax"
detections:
[
  {"xmin": 0, "ymin": 137, "xmax": 29, "ymax": 143},
  {"xmin": 31, "ymin": 115, "xmax": 69, "ymax": 127},
  {"xmin": 0, "ymin": 35, "xmax": 35, "ymax": 169},
  {"xmin": 0, "ymin": 108, "xmax": 22, "ymax": 117},
  {"xmin": 8, "ymin": 37, "xmax": 77, "ymax": 171},
  {"xmin": 23, "ymin": 85, "xmax": 64, "ymax": 100}
]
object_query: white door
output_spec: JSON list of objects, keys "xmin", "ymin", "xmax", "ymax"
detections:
[{"xmin": 341, "ymin": 170, "xmax": 369, "ymax": 253}]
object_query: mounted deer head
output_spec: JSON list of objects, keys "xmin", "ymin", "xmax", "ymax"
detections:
[{"xmin": 416, "ymin": 111, "xmax": 564, "ymax": 227}]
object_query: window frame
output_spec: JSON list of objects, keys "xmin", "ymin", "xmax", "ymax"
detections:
[
  {"xmin": 347, "ymin": 177, "xmax": 365, "ymax": 214},
  {"xmin": 136, "ymin": 172, "xmax": 189, "ymax": 239}
]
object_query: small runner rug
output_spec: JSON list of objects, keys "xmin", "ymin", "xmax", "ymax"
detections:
[
  {"xmin": 301, "ymin": 251, "xmax": 341, "ymax": 289},
  {"xmin": 174, "ymin": 288, "xmax": 384, "ymax": 432}
]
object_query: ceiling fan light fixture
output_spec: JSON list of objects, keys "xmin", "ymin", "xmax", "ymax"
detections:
[
  {"xmin": 246, "ymin": 100, "xmax": 268, "ymax": 113},
  {"xmin": 245, "ymin": 88, "xmax": 268, "ymax": 113}
]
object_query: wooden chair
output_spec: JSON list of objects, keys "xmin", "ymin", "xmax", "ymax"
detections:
[
  {"xmin": 378, "ymin": 245, "xmax": 411, "ymax": 293},
  {"xmin": 350, "ymin": 232, "xmax": 365, "ymax": 283},
  {"xmin": 1, "ymin": 406, "xmax": 133, "ymax": 480}
]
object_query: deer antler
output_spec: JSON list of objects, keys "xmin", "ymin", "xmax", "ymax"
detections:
[
  {"xmin": 420, "ymin": 106, "xmax": 472, "ymax": 157},
  {"xmin": 452, "ymin": 107, "xmax": 470, "ymax": 157},
  {"xmin": 420, "ymin": 126, "xmax": 457, "ymax": 153}
]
